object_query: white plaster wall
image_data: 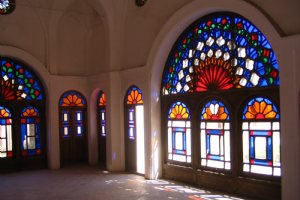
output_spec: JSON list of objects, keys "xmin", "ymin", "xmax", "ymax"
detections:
[{"xmin": 146, "ymin": 0, "xmax": 300, "ymax": 199}]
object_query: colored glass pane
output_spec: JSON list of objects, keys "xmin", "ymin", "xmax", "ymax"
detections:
[
  {"xmin": 168, "ymin": 102, "xmax": 190, "ymax": 119},
  {"xmin": 135, "ymin": 0, "xmax": 147, "ymax": 7},
  {"xmin": 0, "ymin": 106, "xmax": 12, "ymax": 158},
  {"xmin": 59, "ymin": 91, "xmax": 86, "ymax": 107},
  {"xmin": 201, "ymin": 100, "xmax": 229, "ymax": 120},
  {"xmin": 21, "ymin": 106, "xmax": 39, "ymax": 117},
  {"xmin": 0, "ymin": 57, "xmax": 44, "ymax": 100},
  {"xmin": 0, "ymin": 0, "xmax": 15, "ymax": 15},
  {"xmin": 98, "ymin": 91, "xmax": 106, "ymax": 106},
  {"xmin": 243, "ymin": 97, "xmax": 279, "ymax": 120},
  {"xmin": 162, "ymin": 12, "xmax": 279, "ymax": 95},
  {"xmin": 126, "ymin": 86, "xmax": 143, "ymax": 105},
  {"xmin": 0, "ymin": 106, "xmax": 11, "ymax": 117}
]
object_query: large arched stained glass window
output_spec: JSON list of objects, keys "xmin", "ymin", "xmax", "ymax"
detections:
[
  {"xmin": 21, "ymin": 107, "xmax": 41, "ymax": 156},
  {"xmin": 0, "ymin": 106, "xmax": 12, "ymax": 158},
  {"xmin": 167, "ymin": 102, "xmax": 191, "ymax": 163},
  {"xmin": 0, "ymin": 0, "xmax": 15, "ymax": 15},
  {"xmin": 242, "ymin": 97, "xmax": 280, "ymax": 176},
  {"xmin": 200, "ymin": 100, "xmax": 230, "ymax": 170},
  {"xmin": 162, "ymin": 12, "xmax": 279, "ymax": 95},
  {"xmin": 98, "ymin": 91, "xmax": 106, "ymax": 137}
]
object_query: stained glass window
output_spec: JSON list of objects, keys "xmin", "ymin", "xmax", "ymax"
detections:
[
  {"xmin": 126, "ymin": 86, "xmax": 144, "ymax": 105},
  {"xmin": 21, "ymin": 107, "xmax": 41, "ymax": 156},
  {"xmin": 167, "ymin": 102, "xmax": 191, "ymax": 163},
  {"xmin": 0, "ymin": 0, "xmax": 15, "ymax": 15},
  {"xmin": 200, "ymin": 100, "xmax": 231, "ymax": 170},
  {"xmin": 0, "ymin": 106, "xmax": 12, "ymax": 158},
  {"xmin": 98, "ymin": 91, "xmax": 106, "ymax": 137},
  {"xmin": 0, "ymin": 57, "xmax": 44, "ymax": 100},
  {"xmin": 162, "ymin": 12, "xmax": 279, "ymax": 95},
  {"xmin": 242, "ymin": 97, "xmax": 280, "ymax": 176},
  {"xmin": 59, "ymin": 91, "xmax": 86, "ymax": 107},
  {"xmin": 135, "ymin": 0, "xmax": 147, "ymax": 7}
]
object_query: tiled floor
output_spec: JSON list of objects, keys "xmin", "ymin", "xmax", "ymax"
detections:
[{"xmin": 0, "ymin": 165, "xmax": 251, "ymax": 200}]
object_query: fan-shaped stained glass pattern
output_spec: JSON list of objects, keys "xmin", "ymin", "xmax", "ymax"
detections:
[
  {"xmin": 0, "ymin": 106, "xmax": 12, "ymax": 158},
  {"xmin": 162, "ymin": 12, "xmax": 279, "ymax": 95},
  {"xmin": 126, "ymin": 86, "xmax": 144, "ymax": 105},
  {"xmin": 242, "ymin": 97, "xmax": 281, "ymax": 176},
  {"xmin": 243, "ymin": 97, "xmax": 279, "ymax": 120},
  {"xmin": 0, "ymin": 57, "xmax": 44, "ymax": 100},
  {"xmin": 201, "ymin": 100, "xmax": 229, "ymax": 120},
  {"xmin": 200, "ymin": 100, "xmax": 231, "ymax": 170},
  {"xmin": 167, "ymin": 101, "xmax": 191, "ymax": 163},
  {"xmin": 98, "ymin": 91, "xmax": 106, "ymax": 106},
  {"xmin": 20, "ymin": 107, "xmax": 41, "ymax": 156},
  {"xmin": 168, "ymin": 102, "xmax": 190, "ymax": 119},
  {"xmin": 0, "ymin": 0, "xmax": 15, "ymax": 15},
  {"xmin": 59, "ymin": 91, "xmax": 86, "ymax": 107}
]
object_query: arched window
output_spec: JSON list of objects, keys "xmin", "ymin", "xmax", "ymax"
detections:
[
  {"xmin": 0, "ymin": 57, "xmax": 46, "ymax": 170},
  {"xmin": 21, "ymin": 106, "xmax": 41, "ymax": 156},
  {"xmin": 0, "ymin": 106, "xmax": 12, "ymax": 158},
  {"xmin": 0, "ymin": 0, "xmax": 15, "ymax": 15},
  {"xmin": 161, "ymin": 12, "xmax": 280, "ymax": 199},
  {"xmin": 59, "ymin": 91, "xmax": 87, "ymax": 166},
  {"xmin": 97, "ymin": 90, "xmax": 107, "ymax": 167},
  {"xmin": 242, "ymin": 97, "xmax": 280, "ymax": 176},
  {"xmin": 167, "ymin": 101, "xmax": 191, "ymax": 164},
  {"xmin": 200, "ymin": 99, "xmax": 230, "ymax": 170},
  {"xmin": 124, "ymin": 85, "xmax": 145, "ymax": 174}
]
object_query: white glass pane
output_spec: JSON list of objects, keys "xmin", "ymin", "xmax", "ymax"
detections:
[
  {"xmin": 168, "ymin": 128, "xmax": 172, "ymax": 153},
  {"xmin": 172, "ymin": 121, "xmax": 186, "ymax": 128},
  {"xmin": 186, "ymin": 121, "xmax": 191, "ymax": 128},
  {"xmin": 201, "ymin": 130, "xmax": 206, "ymax": 158},
  {"xmin": 0, "ymin": 138, "xmax": 6, "ymax": 151},
  {"xmin": 274, "ymin": 168, "xmax": 281, "ymax": 176},
  {"xmin": 243, "ymin": 131, "xmax": 249, "ymax": 163},
  {"xmin": 173, "ymin": 154, "xmax": 186, "ymax": 162},
  {"xmin": 242, "ymin": 122, "xmax": 248, "ymax": 130},
  {"xmin": 7, "ymin": 125, "xmax": 12, "ymax": 151},
  {"xmin": 187, "ymin": 156, "xmax": 191, "ymax": 163},
  {"xmin": 186, "ymin": 129, "xmax": 191, "ymax": 156},
  {"xmin": 243, "ymin": 164, "xmax": 250, "ymax": 172},
  {"xmin": 255, "ymin": 137, "xmax": 267, "ymax": 159},
  {"xmin": 64, "ymin": 127, "xmax": 68, "ymax": 135},
  {"xmin": 77, "ymin": 126, "xmax": 82, "ymax": 134},
  {"xmin": 273, "ymin": 131, "xmax": 281, "ymax": 166},
  {"xmin": 225, "ymin": 162, "xmax": 231, "ymax": 170},
  {"xmin": 251, "ymin": 165, "xmax": 272, "ymax": 175},
  {"xmin": 224, "ymin": 122, "xmax": 230, "ymax": 130},
  {"xmin": 250, "ymin": 122, "xmax": 271, "ymax": 130},
  {"xmin": 224, "ymin": 131, "xmax": 230, "ymax": 161},
  {"xmin": 201, "ymin": 159, "xmax": 207, "ymax": 166},
  {"xmin": 0, "ymin": 152, "xmax": 6, "ymax": 158},
  {"xmin": 207, "ymin": 160, "xmax": 224, "ymax": 169},
  {"xmin": 220, "ymin": 136, "xmax": 224, "ymax": 156},
  {"xmin": 273, "ymin": 122, "xmax": 280, "ymax": 130},
  {"xmin": 168, "ymin": 120, "xmax": 171, "ymax": 127},
  {"xmin": 136, "ymin": 105, "xmax": 145, "ymax": 174},
  {"xmin": 175, "ymin": 132, "xmax": 183, "ymax": 150},
  {"xmin": 101, "ymin": 112, "xmax": 105, "ymax": 120},
  {"xmin": 28, "ymin": 137, "xmax": 35, "ymax": 149},
  {"xmin": 63, "ymin": 113, "xmax": 68, "ymax": 121},
  {"xmin": 102, "ymin": 126, "xmax": 105, "ymax": 134},
  {"xmin": 0, "ymin": 125, "xmax": 5, "ymax": 138},
  {"xmin": 129, "ymin": 112, "xmax": 133, "ymax": 120},
  {"xmin": 27, "ymin": 124, "xmax": 35, "ymax": 136},
  {"xmin": 200, "ymin": 122, "xmax": 205, "ymax": 129},
  {"xmin": 206, "ymin": 122, "xmax": 223, "ymax": 130},
  {"xmin": 210, "ymin": 135, "xmax": 220, "ymax": 155},
  {"xmin": 129, "ymin": 128, "xmax": 134, "ymax": 137},
  {"xmin": 168, "ymin": 154, "xmax": 172, "ymax": 160},
  {"xmin": 77, "ymin": 113, "xmax": 81, "ymax": 121}
]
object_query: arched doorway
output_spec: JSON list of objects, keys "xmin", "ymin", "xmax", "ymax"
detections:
[
  {"xmin": 59, "ymin": 91, "xmax": 88, "ymax": 166},
  {"xmin": 124, "ymin": 85, "xmax": 145, "ymax": 174}
]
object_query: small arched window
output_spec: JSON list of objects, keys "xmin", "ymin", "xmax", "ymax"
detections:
[
  {"xmin": 200, "ymin": 99, "xmax": 231, "ymax": 170},
  {"xmin": 20, "ymin": 106, "xmax": 41, "ymax": 156},
  {"xmin": 242, "ymin": 97, "xmax": 280, "ymax": 176},
  {"xmin": 97, "ymin": 91, "xmax": 106, "ymax": 137},
  {"xmin": 0, "ymin": 106, "xmax": 12, "ymax": 158},
  {"xmin": 0, "ymin": 0, "xmax": 15, "ymax": 15},
  {"xmin": 167, "ymin": 101, "xmax": 191, "ymax": 164}
]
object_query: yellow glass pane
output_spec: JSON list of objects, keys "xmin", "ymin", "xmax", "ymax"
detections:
[
  {"xmin": 263, "ymin": 105, "xmax": 273, "ymax": 115},
  {"xmin": 253, "ymin": 102, "xmax": 260, "ymax": 113},
  {"xmin": 206, "ymin": 108, "xmax": 212, "ymax": 117},
  {"xmin": 265, "ymin": 111, "xmax": 276, "ymax": 119},
  {"xmin": 259, "ymin": 101, "xmax": 267, "ymax": 113},
  {"xmin": 245, "ymin": 112, "xmax": 255, "ymax": 119},
  {"xmin": 182, "ymin": 112, "xmax": 189, "ymax": 119},
  {"xmin": 218, "ymin": 112, "xmax": 228, "ymax": 120}
]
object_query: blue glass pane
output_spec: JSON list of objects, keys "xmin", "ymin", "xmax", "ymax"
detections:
[{"xmin": 250, "ymin": 136, "xmax": 255, "ymax": 158}]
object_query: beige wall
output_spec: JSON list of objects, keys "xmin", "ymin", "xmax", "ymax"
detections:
[{"xmin": 0, "ymin": 0, "xmax": 300, "ymax": 199}]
